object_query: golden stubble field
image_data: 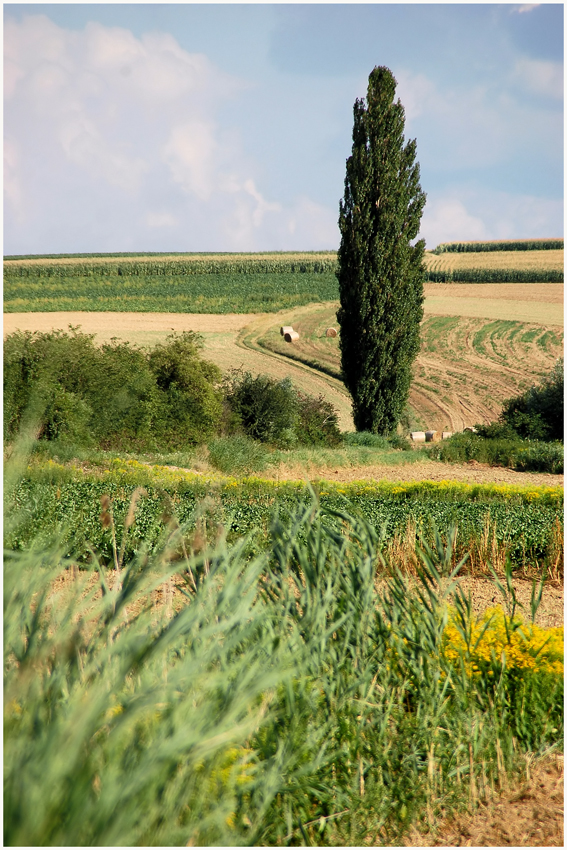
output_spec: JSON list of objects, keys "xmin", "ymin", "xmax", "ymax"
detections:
[{"xmin": 4, "ymin": 282, "xmax": 563, "ymax": 434}]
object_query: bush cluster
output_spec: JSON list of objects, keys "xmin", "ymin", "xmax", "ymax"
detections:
[
  {"xmin": 4, "ymin": 329, "xmax": 223, "ymax": 450},
  {"xmin": 499, "ymin": 358, "xmax": 564, "ymax": 442},
  {"xmin": 430, "ymin": 432, "xmax": 563, "ymax": 474},
  {"xmin": 222, "ymin": 369, "xmax": 342, "ymax": 448},
  {"xmin": 4, "ymin": 330, "xmax": 342, "ymax": 452}
]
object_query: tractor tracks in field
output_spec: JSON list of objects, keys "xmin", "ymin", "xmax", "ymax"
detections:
[{"xmin": 235, "ymin": 309, "xmax": 355, "ymax": 431}]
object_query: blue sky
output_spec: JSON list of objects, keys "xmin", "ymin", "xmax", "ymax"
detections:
[{"xmin": 4, "ymin": 3, "xmax": 564, "ymax": 254}]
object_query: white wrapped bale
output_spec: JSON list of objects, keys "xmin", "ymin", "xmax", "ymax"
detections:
[{"xmin": 411, "ymin": 431, "xmax": 426, "ymax": 443}]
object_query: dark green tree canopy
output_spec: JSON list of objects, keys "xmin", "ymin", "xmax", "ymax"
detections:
[{"xmin": 337, "ymin": 66, "xmax": 426, "ymax": 434}]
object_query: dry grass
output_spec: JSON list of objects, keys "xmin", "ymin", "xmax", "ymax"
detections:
[
  {"xmin": 424, "ymin": 249, "xmax": 564, "ymax": 274},
  {"xmin": 4, "ymin": 252, "xmax": 336, "ymax": 268}
]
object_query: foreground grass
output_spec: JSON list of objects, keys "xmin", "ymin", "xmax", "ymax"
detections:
[{"xmin": 4, "ymin": 455, "xmax": 563, "ymax": 845}]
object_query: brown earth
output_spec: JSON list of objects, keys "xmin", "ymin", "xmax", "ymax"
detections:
[
  {"xmin": 405, "ymin": 753, "xmax": 564, "ymax": 847},
  {"xmin": 262, "ymin": 458, "xmax": 564, "ymax": 488}
]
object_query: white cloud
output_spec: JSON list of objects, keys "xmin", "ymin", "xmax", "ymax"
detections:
[
  {"xmin": 163, "ymin": 121, "xmax": 219, "ymax": 201},
  {"xmin": 6, "ymin": 14, "xmax": 323, "ymax": 251},
  {"xmin": 511, "ymin": 58, "xmax": 563, "ymax": 100},
  {"xmin": 421, "ymin": 187, "xmax": 563, "ymax": 249},
  {"xmin": 420, "ymin": 198, "xmax": 488, "ymax": 248},
  {"xmin": 146, "ymin": 211, "xmax": 178, "ymax": 228}
]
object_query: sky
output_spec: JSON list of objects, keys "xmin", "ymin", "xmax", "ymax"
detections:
[{"xmin": 3, "ymin": 2, "xmax": 564, "ymax": 254}]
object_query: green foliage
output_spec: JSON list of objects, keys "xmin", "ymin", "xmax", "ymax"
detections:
[
  {"xmin": 147, "ymin": 332, "xmax": 223, "ymax": 446},
  {"xmin": 344, "ymin": 430, "xmax": 411, "ymax": 451},
  {"xmin": 223, "ymin": 370, "xmax": 299, "ymax": 446},
  {"xmin": 4, "ymin": 482, "xmax": 562, "ymax": 846},
  {"xmin": 433, "ymin": 239, "xmax": 563, "ymax": 253},
  {"xmin": 4, "ymin": 253, "xmax": 340, "ymax": 313},
  {"xmin": 424, "ymin": 268, "xmax": 563, "ymax": 283},
  {"xmin": 8, "ymin": 460, "xmax": 562, "ymax": 569},
  {"xmin": 336, "ymin": 66, "xmax": 426, "ymax": 434},
  {"xmin": 4, "ymin": 329, "xmax": 223, "ymax": 450},
  {"xmin": 207, "ymin": 435, "xmax": 272, "ymax": 476},
  {"xmin": 430, "ymin": 431, "xmax": 563, "ymax": 474},
  {"xmin": 294, "ymin": 391, "xmax": 342, "ymax": 447},
  {"xmin": 223, "ymin": 370, "xmax": 342, "ymax": 448},
  {"xmin": 4, "ymin": 271, "xmax": 340, "ymax": 314},
  {"xmin": 500, "ymin": 358, "xmax": 564, "ymax": 442}
]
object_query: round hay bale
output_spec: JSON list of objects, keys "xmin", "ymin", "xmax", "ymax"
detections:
[
  {"xmin": 326, "ymin": 327, "xmax": 338, "ymax": 337},
  {"xmin": 425, "ymin": 430, "xmax": 440, "ymax": 442},
  {"xmin": 410, "ymin": 431, "xmax": 426, "ymax": 443},
  {"xmin": 280, "ymin": 325, "xmax": 294, "ymax": 336},
  {"xmin": 442, "ymin": 431, "xmax": 453, "ymax": 440},
  {"xmin": 284, "ymin": 330, "xmax": 299, "ymax": 343}
]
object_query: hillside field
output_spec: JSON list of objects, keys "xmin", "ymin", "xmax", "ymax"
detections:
[{"xmin": 5, "ymin": 282, "xmax": 563, "ymax": 433}]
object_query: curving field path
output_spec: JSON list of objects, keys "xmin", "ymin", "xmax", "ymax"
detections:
[{"xmin": 4, "ymin": 283, "xmax": 563, "ymax": 433}]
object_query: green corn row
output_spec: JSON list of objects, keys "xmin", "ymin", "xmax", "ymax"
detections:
[
  {"xmin": 433, "ymin": 239, "xmax": 564, "ymax": 254},
  {"xmin": 424, "ymin": 268, "xmax": 563, "ymax": 283},
  {"xmin": 3, "ymin": 255, "xmax": 338, "ymax": 278}
]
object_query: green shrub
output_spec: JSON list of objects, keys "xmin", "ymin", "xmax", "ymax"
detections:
[
  {"xmin": 147, "ymin": 332, "xmax": 223, "ymax": 446},
  {"xmin": 207, "ymin": 435, "xmax": 272, "ymax": 475},
  {"xmin": 430, "ymin": 431, "xmax": 563, "ymax": 474},
  {"xmin": 223, "ymin": 370, "xmax": 298, "ymax": 445},
  {"xmin": 294, "ymin": 391, "xmax": 342, "ymax": 446},
  {"xmin": 344, "ymin": 430, "xmax": 391, "ymax": 449},
  {"xmin": 223, "ymin": 370, "xmax": 342, "ymax": 448},
  {"xmin": 4, "ymin": 330, "xmax": 223, "ymax": 451},
  {"xmin": 501, "ymin": 358, "xmax": 564, "ymax": 442}
]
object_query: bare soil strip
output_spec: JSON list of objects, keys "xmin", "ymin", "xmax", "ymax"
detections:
[{"xmin": 406, "ymin": 753, "xmax": 564, "ymax": 847}]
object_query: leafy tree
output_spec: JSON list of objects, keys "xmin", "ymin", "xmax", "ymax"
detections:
[{"xmin": 336, "ymin": 66, "xmax": 426, "ymax": 433}]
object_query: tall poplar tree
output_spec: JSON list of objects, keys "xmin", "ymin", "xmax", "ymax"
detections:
[{"xmin": 337, "ymin": 66, "xmax": 426, "ymax": 434}]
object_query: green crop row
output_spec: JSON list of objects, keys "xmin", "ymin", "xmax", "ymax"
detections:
[
  {"xmin": 4, "ymin": 256, "xmax": 338, "ymax": 278},
  {"xmin": 3, "ymin": 272, "xmax": 340, "ymax": 314},
  {"xmin": 433, "ymin": 239, "xmax": 564, "ymax": 253},
  {"xmin": 7, "ymin": 460, "xmax": 563, "ymax": 570},
  {"xmin": 424, "ymin": 268, "xmax": 563, "ymax": 283}
]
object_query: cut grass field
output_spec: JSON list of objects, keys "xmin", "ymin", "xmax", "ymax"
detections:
[{"xmin": 4, "ymin": 283, "xmax": 563, "ymax": 434}]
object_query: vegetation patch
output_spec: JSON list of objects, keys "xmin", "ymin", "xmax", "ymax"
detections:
[
  {"xmin": 7, "ymin": 457, "xmax": 563, "ymax": 572},
  {"xmin": 4, "ymin": 486, "xmax": 563, "ymax": 846}
]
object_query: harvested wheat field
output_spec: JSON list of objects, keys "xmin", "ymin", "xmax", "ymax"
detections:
[
  {"xmin": 3, "ymin": 282, "xmax": 563, "ymax": 434},
  {"xmin": 252, "ymin": 285, "xmax": 563, "ymax": 432}
]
